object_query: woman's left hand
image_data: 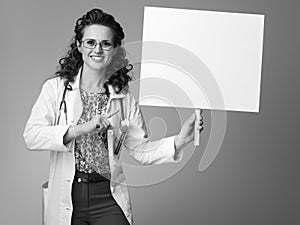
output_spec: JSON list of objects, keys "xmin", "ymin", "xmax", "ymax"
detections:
[{"xmin": 174, "ymin": 112, "xmax": 204, "ymax": 151}]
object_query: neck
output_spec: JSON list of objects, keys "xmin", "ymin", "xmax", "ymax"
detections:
[{"xmin": 80, "ymin": 66, "xmax": 107, "ymax": 92}]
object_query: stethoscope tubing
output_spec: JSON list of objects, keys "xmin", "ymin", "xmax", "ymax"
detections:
[{"xmin": 57, "ymin": 82, "xmax": 72, "ymax": 125}]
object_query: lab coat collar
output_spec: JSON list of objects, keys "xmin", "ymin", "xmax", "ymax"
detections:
[{"xmin": 70, "ymin": 67, "xmax": 126, "ymax": 99}]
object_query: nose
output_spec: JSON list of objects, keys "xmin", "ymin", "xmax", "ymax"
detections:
[{"xmin": 94, "ymin": 43, "xmax": 104, "ymax": 53}]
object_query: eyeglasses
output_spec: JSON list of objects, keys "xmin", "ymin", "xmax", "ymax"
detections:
[{"xmin": 81, "ymin": 39, "xmax": 114, "ymax": 51}]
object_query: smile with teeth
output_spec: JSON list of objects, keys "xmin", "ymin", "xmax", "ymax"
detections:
[{"xmin": 90, "ymin": 55, "xmax": 104, "ymax": 62}]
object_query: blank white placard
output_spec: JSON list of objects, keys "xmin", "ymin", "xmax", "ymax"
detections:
[{"xmin": 139, "ymin": 6, "xmax": 265, "ymax": 112}]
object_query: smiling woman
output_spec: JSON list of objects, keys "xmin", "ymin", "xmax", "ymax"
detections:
[
  {"xmin": 77, "ymin": 24, "xmax": 115, "ymax": 78},
  {"xmin": 23, "ymin": 8, "xmax": 203, "ymax": 225}
]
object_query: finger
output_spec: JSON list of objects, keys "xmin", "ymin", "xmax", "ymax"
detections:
[
  {"xmin": 106, "ymin": 110, "xmax": 120, "ymax": 118},
  {"xmin": 186, "ymin": 113, "xmax": 196, "ymax": 124},
  {"xmin": 197, "ymin": 125, "xmax": 204, "ymax": 131},
  {"xmin": 191, "ymin": 110, "xmax": 203, "ymax": 121},
  {"xmin": 97, "ymin": 120, "xmax": 109, "ymax": 130},
  {"xmin": 189, "ymin": 112, "xmax": 198, "ymax": 124},
  {"xmin": 107, "ymin": 124, "xmax": 114, "ymax": 130},
  {"xmin": 195, "ymin": 111, "xmax": 203, "ymax": 124},
  {"xmin": 102, "ymin": 119, "xmax": 110, "ymax": 128},
  {"xmin": 96, "ymin": 120, "xmax": 103, "ymax": 129}
]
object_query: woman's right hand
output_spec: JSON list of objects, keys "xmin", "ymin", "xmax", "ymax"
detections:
[
  {"xmin": 90, "ymin": 115, "xmax": 111, "ymax": 133},
  {"xmin": 87, "ymin": 110, "xmax": 120, "ymax": 133},
  {"xmin": 63, "ymin": 110, "xmax": 119, "ymax": 144}
]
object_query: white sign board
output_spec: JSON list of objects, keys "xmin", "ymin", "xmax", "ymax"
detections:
[{"xmin": 139, "ymin": 6, "xmax": 265, "ymax": 112}]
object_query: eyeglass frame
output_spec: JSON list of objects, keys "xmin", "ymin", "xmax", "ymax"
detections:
[{"xmin": 80, "ymin": 38, "xmax": 115, "ymax": 51}]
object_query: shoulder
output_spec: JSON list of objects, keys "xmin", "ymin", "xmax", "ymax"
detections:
[
  {"xmin": 41, "ymin": 77, "xmax": 66, "ymax": 96},
  {"xmin": 44, "ymin": 76, "xmax": 65, "ymax": 88},
  {"xmin": 123, "ymin": 90, "xmax": 140, "ymax": 112}
]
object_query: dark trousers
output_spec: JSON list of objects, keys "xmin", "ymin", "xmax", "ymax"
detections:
[{"xmin": 71, "ymin": 171, "xmax": 130, "ymax": 225}]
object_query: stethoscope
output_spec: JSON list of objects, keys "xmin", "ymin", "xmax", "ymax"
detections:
[{"xmin": 57, "ymin": 81, "xmax": 73, "ymax": 126}]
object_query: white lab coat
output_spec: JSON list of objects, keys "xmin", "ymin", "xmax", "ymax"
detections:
[{"xmin": 23, "ymin": 69, "xmax": 183, "ymax": 225}]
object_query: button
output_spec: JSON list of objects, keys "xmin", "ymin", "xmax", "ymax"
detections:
[
  {"xmin": 66, "ymin": 179, "xmax": 71, "ymax": 182},
  {"xmin": 66, "ymin": 207, "xmax": 70, "ymax": 211}
]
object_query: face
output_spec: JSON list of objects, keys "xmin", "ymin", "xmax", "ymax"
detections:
[{"xmin": 77, "ymin": 24, "xmax": 115, "ymax": 73}]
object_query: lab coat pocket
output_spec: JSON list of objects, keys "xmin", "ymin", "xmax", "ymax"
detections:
[{"xmin": 42, "ymin": 181, "xmax": 48, "ymax": 225}]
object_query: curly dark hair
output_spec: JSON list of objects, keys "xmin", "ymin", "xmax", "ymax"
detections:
[{"xmin": 54, "ymin": 8, "xmax": 132, "ymax": 94}]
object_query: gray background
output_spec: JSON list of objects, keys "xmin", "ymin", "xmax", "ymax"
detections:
[{"xmin": 0, "ymin": 0, "xmax": 299, "ymax": 224}]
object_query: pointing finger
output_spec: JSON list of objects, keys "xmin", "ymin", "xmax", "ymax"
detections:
[{"xmin": 106, "ymin": 110, "xmax": 120, "ymax": 119}]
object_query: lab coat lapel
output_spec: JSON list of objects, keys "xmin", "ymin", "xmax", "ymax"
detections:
[{"xmin": 71, "ymin": 89, "xmax": 83, "ymax": 125}]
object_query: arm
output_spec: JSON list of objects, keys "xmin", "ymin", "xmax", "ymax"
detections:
[
  {"xmin": 23, "ymin": 79, "xmax": 70, "ymax": 151},
  {"xmin": 23, "ymin": 79, "xmax": 111, "ymax": 151},
  {"xmin": 62, "ymin": 123, "xmax": 94, "ymax": 144},
  {"xmin": 63, "ymin": 113, "xmax": 113, "ymax": 144},
  {"xmin": 123, "ymin": 94, "xmax": 184, "ymax": 165}
]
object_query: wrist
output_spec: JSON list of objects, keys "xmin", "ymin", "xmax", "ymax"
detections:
[
  {"xmin": 75, "ymin": 121, "xmax": 95, "ymax": 137},
  {"xmin": 71, "ymin": 126, "xmax": 76, "ymax": 139},
  {"xmin": 174, "ymin": 134, "xmax": 185, "ymax": 151},
  {"xmin": 85, "ymin": 119, "xmax": 97, "ymax": 133}
]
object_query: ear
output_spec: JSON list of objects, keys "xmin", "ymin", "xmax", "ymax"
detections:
[{"xmin": 76, "ymin": 40, "xmax": 82, "ymax": 53}]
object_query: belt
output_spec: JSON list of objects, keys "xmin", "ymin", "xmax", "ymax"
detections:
[{"xmin": 74, "ymin": 170, "xmax": 110, "ymax": 183}]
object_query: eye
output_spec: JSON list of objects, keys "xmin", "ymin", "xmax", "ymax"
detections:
[
  {"xmin": 85, "ymin": 39, "xmax": 96, "ymax": 47},
  {"xmin": 102, "ymin": 41, "xmax": 112, "ymax": 47}
]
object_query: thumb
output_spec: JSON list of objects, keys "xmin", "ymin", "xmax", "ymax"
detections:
[{"xmin": 187, "ymin": 113, "xmax": 196, "ymax": 125}]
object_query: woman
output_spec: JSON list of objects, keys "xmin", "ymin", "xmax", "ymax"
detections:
[{"xmin": 23, "ymin": 8, "xmax": 203, "ymax": 225}]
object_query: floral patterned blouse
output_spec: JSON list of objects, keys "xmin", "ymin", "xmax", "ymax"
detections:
[{"xmin": 74, "ymin": 88, "xmax": 111, "ymax": 178}]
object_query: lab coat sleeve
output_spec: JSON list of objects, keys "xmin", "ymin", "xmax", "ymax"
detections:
[
  {"xmin": 23, "ymin": 79, "xmax": 70, "ymax": 151},
  {"xmin": 123, "ymin": 93, "xmax": 183, "ymax": 165}
]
